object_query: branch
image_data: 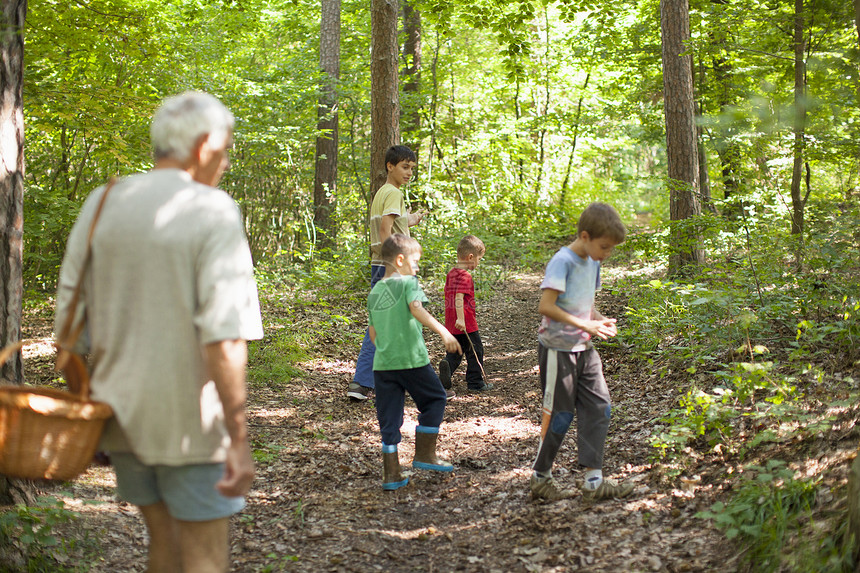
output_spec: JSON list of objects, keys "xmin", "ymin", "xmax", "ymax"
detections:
[{"xmin": 732, "ymin": 46, "xmax": 794, "ymax": 62}]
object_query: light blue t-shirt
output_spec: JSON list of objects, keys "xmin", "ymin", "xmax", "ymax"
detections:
[{"xmin": 537, "ymin": 246, "xmax": 600, "ymax": 352}]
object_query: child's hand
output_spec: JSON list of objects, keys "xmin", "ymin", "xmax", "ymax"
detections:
[
  {"xmin": 407, "ymin": 208, "xmax": 426, "ymax": 226},
  {"xmin": 582, "ymin": 318, "xmax": 617, "ymax": 340},
  {"xmin": 443, "ymin": 331, "xmax": 463, "ymax": 354},
  {"xmin": 455, "ymin": 318, "xmax": 466, "ymax": 332}
]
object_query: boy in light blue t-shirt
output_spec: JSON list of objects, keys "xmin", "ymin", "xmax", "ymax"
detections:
[
  {"xmin": 368, "ymin": 234, "xmax": 462, "ymax": 490},
  {"xmin": 530, "ymin": 202, "xmax": 634, "ymax": 502}
]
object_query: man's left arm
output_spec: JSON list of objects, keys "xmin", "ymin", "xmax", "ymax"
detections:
[{"xmin": 204, "ymin": 339, "xmax": 255, "ymax": 497}]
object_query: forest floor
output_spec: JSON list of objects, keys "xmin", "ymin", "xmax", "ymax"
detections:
[{"xmin": 9, "ymin": 269, "xmax": 860, "ymax": 572}]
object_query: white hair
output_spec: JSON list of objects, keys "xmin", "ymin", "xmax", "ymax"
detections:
[{"xmin": 150, "ymin": 91, "xmax": 234, "ymax": 161}]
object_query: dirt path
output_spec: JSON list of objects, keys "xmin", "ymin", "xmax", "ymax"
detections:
[{"xmin": 22, "ymin": 272, "xmax": 733, "ymax": 572}]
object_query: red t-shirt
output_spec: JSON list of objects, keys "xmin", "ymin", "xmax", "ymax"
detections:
[{"xmin": 444, "ymin": 267, "xmax": 478, "ymax": 334}]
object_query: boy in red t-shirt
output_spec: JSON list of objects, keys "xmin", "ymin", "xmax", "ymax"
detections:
[{"xmin": 439, "ymin": 235, "xmax": 493, "ymax": 395}]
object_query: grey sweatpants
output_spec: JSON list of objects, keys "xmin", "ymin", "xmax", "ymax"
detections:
[{"xmin": 532, "ymin": 343, "xmax": 611, "ymax": 473}]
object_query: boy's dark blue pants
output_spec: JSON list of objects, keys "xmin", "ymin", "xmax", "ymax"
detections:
[
  {"xmin": 374, "ymin": 364, "xmax": 447, "ymax": 445},
  {"xmin": 441, "ymin": 331, "xmax": 484, "ymax": 388}
]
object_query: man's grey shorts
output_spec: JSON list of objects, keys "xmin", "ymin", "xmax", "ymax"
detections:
[{"xmin": 111, "ymin": 453, "xmax": 245, "ymax": 522}]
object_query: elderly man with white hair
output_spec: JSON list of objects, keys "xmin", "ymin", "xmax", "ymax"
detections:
[{"xmin": 55, "ymin": 91, "xmax": 263, "ymax": 573}]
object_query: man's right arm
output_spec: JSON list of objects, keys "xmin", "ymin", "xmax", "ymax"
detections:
[{"xmin": 204, "ymin": 339, "xmax": 255, "ymax": 497}]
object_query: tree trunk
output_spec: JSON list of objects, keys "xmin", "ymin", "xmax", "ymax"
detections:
[
  {"xmin": 694, "ymin": 59, "xmax": 713, "ymax": 213},
  {"xmin": 401, "ymin": 0, "xmax": 421, "ymax": 153},
  {"xmin": 854, "ymin": 0, "xmax": 860, "ymax": 51},
  {"xmin": 847, "ymin": 454, "xmax": 860, "ymax": 561},
  {"xmin": 660, "ymin": 0, "xmax": 704, "ymax": 270},
  {"xmin": 695, "ymin": 101, "xmax": 714, "ymax": 214},
  {"xmin": 534, "ymin": 6, "xmax": 551, "ymax": 196},
  {"xmin": 0, "ymin": 0, "xmax": 26, "ymax": 500},
  {"xmin": 313, "ymin": 0, "xmax": 340, "ymax": 252},
  {"xmin": 560, "ymin": 72, "xmax": 590, "ymax": 209},
  {"xmin": 370, "ymin": 0, "xmax": 400, "ymax": 200},
  {"xmin": 789, "ymin": 0, "xmax": 807, "ymax": 245}
]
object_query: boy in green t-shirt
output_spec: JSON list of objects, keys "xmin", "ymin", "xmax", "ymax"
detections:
[{"xmin": 368, "ymin": 234, "xmax": 462, "ymax": 490}]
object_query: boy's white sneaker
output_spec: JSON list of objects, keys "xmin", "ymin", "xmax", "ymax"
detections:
[{"xmin": 580, "ymin": 478, "xmax": 634, "ymax": 501}]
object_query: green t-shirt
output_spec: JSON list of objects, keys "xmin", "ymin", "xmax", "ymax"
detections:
[{"xmin": 368, "ymin": 274, "xmax": 430, "ymax": 371}]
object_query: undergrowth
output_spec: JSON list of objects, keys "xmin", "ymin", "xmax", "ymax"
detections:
[
  {"xmin": 0, "ymin": 495, "xmax": 96, "ymax": 572},
  {"xmin": 620, "ymin": 200, "xmax": 860, "ymax": 571}
]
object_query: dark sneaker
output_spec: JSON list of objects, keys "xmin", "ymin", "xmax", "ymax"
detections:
[
  {"xmin": 580, "ymin": 478, "xmax": 634, "ymax": 501},
  {"xmin": 468, "ymin": 382, "xmax": 494, "ymax": 393},
  {"xmin": 530, "ymin": 474, "xmax": 574, "ymax": 501},
  {"xmin": 347, "ymin": 382, "xmax": 372, "ymax": 401},
  {"xmin": 446, "ymin": 387, "xmax": 456, "ymax": 399},
  {"xmin": 438, "ymin": 360, "xmax": 452, "ymax": 390}
]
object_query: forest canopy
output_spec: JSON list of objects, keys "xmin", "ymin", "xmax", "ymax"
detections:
[{"xmin": 22, "ymin": 0, "xmax": 860, "ymax": 289}]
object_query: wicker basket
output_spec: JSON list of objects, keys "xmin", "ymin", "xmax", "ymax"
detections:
[
  {"xmin": 0, "ymin": 180, "xmax": 118, "ymax": 481},
  {"xmin": 0, "ymin": 383, "xmax": 113, "ymax": 480}
]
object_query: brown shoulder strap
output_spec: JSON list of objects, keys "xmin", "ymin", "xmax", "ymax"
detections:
[{"xmin": 57, "ymin": 178, "xmax": 118, "ymax": 350}]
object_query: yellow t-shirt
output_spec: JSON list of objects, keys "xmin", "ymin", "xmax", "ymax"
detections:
[{"xmin": 369, "ymin": 183, "xmax": 408, "ymax": 265}]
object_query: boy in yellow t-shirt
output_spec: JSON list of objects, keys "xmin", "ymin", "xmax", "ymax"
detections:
[{"xmin": 349, "ymin": 145, "xmax": 426, "ymax": 401}]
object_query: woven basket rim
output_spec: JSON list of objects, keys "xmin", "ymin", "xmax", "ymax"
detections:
[{"xmin": 0, "ymin": 384, "xmax": 113, "ymax": 420}]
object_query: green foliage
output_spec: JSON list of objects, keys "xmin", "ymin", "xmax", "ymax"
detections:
[
  {"xmin": 695, "ymin": 460, "xmax": 847, "ymax": 573},
  {"xmin": 0, "ymin": 495, "xmax": 91, "ymax": 572},
  {"xmin": 258, "ymin": 552, "xmax": 300, "ymax": 572},
  {"xmin": 247, "ymin": 326, "xmax": 310, "ymax": 388}
]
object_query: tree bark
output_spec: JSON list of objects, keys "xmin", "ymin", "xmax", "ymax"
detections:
[
  {"xmin": 0, "ymin": 0, "xmax": 25, "ymax": 382},
  {"xmin": 560, "ymin": 72, "xmax": 590, "ymax": 208},
  {"xmin": 313, "ymin": 0, "xmax": 340, "ymax": 251},
  {"xmin": 854, "ymin": 0, "xmax": 860, "ymax": 51},
  {"xmin": 370, "ymin": 0, "xmax": 400, "ymax": 200},
  {"xmin": 847, "ymin": 454, "xmax": 860, "ymax": 560},
  {"xmin": 0, "ymin": 0, "xmax": 26, "ymax": 500},
  {"xmin": 660, "ymin": 0, "xmax": 704, "ymax": 270},
  {"xmin": 694, "ymin": 78, "xmax": 714, "ymax": 213},
  {"xmin": 401, "ymin": 0, "xmax": 421, "ymax": 154},
  {"xmin": 789, "ymin": 0, "xmax": 806, "ymax": 243}
]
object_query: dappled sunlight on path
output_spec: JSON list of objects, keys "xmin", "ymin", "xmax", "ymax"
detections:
[{"xmin": 20, "ymin": 271, "xmax": 733, "ymax": 572}]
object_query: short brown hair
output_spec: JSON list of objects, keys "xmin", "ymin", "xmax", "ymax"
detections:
[
  {"xmin": 457, "ymin": 235, "xmax": 486, "ymax": 259},
  {"xmin": 577, "ymin": 203, "xmax": 626, "ymax": 243},
  {"xmin": 381, "ymin": 234, "xmax": 422, "ymax": 264}
]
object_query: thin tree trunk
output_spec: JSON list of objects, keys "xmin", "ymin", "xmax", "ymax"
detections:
[
  {"xmin": 695, "ymin": 98, "xmax": 715, "ymax": 213},
  {"xmin": 854, "ymin": 0, "xmax": 860, "ymax": 51},
  {"xmin": 560, "ymin": 72, "xmax": 590, "ymax": 207},
  {"xmin": 534, "ymin": 6, "xmax": 551, "ymax": 195},
  {"xmin": 660, "ymin": 0, "xmax": 704, "ymax": 271},
  {"xmin": 401, "ymin": 0, "xmax": 421, "ymax": 153},
  {"xmin": 313, "ymin": 0, "xmax": 340, "ymax": 251},
  {"xmin": 0, "ymin": 0, "xmax": 26, "ymax": 501},
  {"xmin": 427, "ymin": 29, "xmax": 440, "ymax": 182},
  {"xmin": 514, "ymin": 77, "xmax": 523, "ymax": 185},
  {"xmin": 789, "ymin": 0, "xmax": 806, "ymax": 245},
  {"xmin": 370, "ymin": 0, "xmax": 400, "ymax": 199}
]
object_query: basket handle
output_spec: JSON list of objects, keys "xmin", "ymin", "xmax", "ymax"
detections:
[
  {"xmin": 0, "ymin": 341, "xmax": 24, "ymax": 383},
  {"xmin": 55, "ymin": 178, "xmax": 117, "ymax": 399}
]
